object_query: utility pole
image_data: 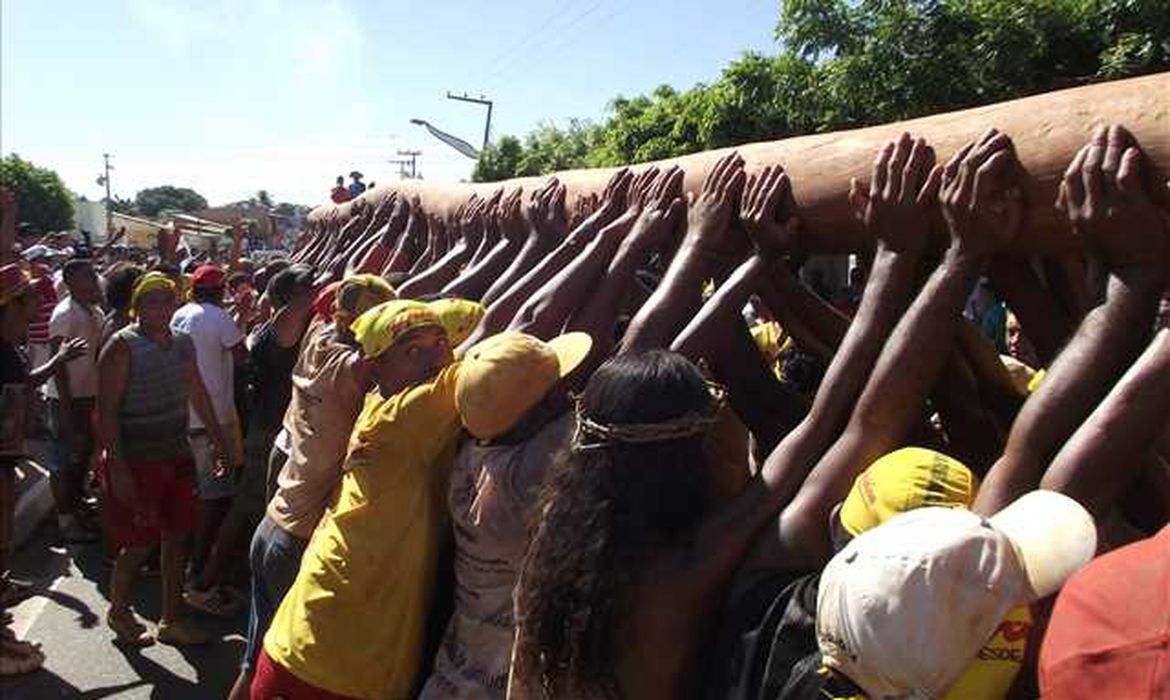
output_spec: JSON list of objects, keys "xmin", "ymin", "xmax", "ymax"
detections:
[
  {"xmin": 397, "ymin": 149, "xmax": 421, "ymax": 179},
  {"xmin": 446, "ymin": 92, "xmax": 493, "ymax": 151},
  {"xmin": 96, "ymin": 154, "xmax": 114, "ymax": 236}
]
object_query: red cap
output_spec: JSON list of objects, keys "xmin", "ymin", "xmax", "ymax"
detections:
[
  {"xmin": 1039, "ymin": 524, "xmax": 1169, "ymax": 699},
  {"xmin": 191, "ymin": 264, "xmax": 227, "ymax": 288}
]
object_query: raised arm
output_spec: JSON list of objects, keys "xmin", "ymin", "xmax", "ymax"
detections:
[
  {"xmin": 441, "ymin": 188, "xmax": 526, "ymax": 301},
  {"xmin": 775, "ymin": 129, "xmax": 1020, "ymax": 568},
  {"xmin": 620, "ymin": 152, "xmax": 747, "ymax": 353},
  {"xmin": 568, "ymin": 167, "xmax": 681, "ymax": 361},
  {"xmin": 480, "ymin": 179, "xmax": 565, "ymax": 306},
  {"xmin": 1042, "ymin": 328, "xmax": 1170, "ymax": 520},
  {"xmin": 350, "ymin": 195, "xmax": 409, "ymax": 276},
  {"xmin": 975, "ymin": 125, "xmax": 1170, "ymax": 515},
  {"xmin": 688, "ymin": 134, "xmax": 942, "ymax": 585},
  {"xmin": 469, "ymin": 170, "xmax": 630, "ymax": 345}
]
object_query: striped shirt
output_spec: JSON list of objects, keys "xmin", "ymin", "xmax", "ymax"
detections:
[{"xmin": 115, "ymin": 325, "xmax": 193, "ymax": 461}]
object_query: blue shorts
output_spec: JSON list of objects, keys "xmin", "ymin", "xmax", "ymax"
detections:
[{"xmin": 242, "ymin": 514, "xmax": 308, "ymax": 672}]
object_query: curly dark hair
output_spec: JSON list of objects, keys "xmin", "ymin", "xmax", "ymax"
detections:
[
  {"xmin": 104, "ymin": 262, "xmax": 144, "ymax": 313},
  {"xmin": 513, "ymin": 350, "xmax": 713, "ymax": 699}
]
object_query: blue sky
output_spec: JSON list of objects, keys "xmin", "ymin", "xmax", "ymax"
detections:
[{"xmin": 1, "ymin": 0, "xmax": 778, "ymax": 206}]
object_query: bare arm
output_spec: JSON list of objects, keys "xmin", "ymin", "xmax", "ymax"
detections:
[
  {"xmin": 975, "ymin": 125, "xmax": 1169, "ymax": 515},
  {"xmin": 1042, "ymin": 328, "xmax": 1170, "ymax": 520},
  {"xmin": 480, "ymin": 180, "xmax": 567, "ymax": 307},
  {"xmin": 620, "ymin": 153, "xmax": 746, "ymax": 353},
  {"xmin": 186, "ymin": 350, "xmax": 229, "ymax": 462}
]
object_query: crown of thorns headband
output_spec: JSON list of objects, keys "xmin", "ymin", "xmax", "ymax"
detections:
[{"xmin": 571, "ymin": 381, "xmax": 727, "ymax": 452}]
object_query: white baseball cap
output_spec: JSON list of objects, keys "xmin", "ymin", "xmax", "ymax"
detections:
[{"xmin": 816, "ymin": 490, "xmax": 1096, "ymax": 699}]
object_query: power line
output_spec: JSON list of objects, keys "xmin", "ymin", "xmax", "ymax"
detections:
[
  {"xmin": 478, "ymin": 0, "xmax": 577, "ymax": 78},
  {"xmin": 482, "ymin": 0, "xmax": 611, "ymax": 87}
]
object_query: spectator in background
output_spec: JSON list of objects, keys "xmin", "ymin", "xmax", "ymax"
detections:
[
  {"xmin": 98, "ymin": 272, "xmax": 229, "ymax": 646},
  {"xmin": 24, "ymin": 261, "xmax": 57, "ymax": 397},
  {"xmin": 188, "ymin": 264, "xmax": 317, "ymax": 622},
  {"xmin": 330, "ymin": 176, "xmax": 350, "ymax": 204},
  {"xmin": 226, "ymin": 271, "xmax": 259, "ymax": 333},
  {"xmin": 349, "ymin": 171, "xmax": 366, "ymax": 199},
  {"xmin": 170, "ymin": 264, "xmax": 246, "ymax": 616},
  {"xmin": 1, "ymin": 263, "xmax": 86, "ymax": 674},
  {"xmin": 100, "ymin": 263, "xmax": 144, "ymax": 346},
  {"xmin": 46, "ymin": 258, "xmax": 104, "ymax": 543}
]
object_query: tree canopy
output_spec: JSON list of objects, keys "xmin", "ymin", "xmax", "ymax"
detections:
[
  {"xmin": 473, "ymin": 0, "xmax": 1169, "ymax": 182},
  {"xmin": 134, "ymin": 185, "xmax": 209, "ymax": 217},
  {"xmin": 0, "ymin": 154, "xmax": 75, "ymax": 234}
]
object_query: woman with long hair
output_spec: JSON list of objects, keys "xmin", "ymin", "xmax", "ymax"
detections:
[{"xmin": 512, "ymin": 351, "xmax": 721, "ymax": 699}]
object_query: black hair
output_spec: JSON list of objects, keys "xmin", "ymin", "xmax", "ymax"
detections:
[
  {"xmin": 61, "ymin": 258, "xmax": 93, "ymax": 284},
  {"xmin": 104, "ymin": 263, "xmax": 144, "ymax": 312},
  {"xmin": 266, "ymin": 264, "xmax": 316, "ymax": 308},
  {"xmin": 513, "ymin": 350, "xmax": 713, "ymax": 699}
]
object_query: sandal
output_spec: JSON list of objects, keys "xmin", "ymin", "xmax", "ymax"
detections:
[
  {"xmin": 107, "ymin": 609, "xmax": 155, "ymax": 647},
  {"xmin": 156, "ymin": 619, "xmax": 210, "ymax": 646}
]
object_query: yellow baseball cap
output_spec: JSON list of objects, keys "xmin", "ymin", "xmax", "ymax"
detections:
[
  {"xmin": 839, "ymin": 447, "xmax": 975, "ymax": 536},
  {"xmin": 455, "ymin": 331, "xmax": 592, "ymax": 440}
]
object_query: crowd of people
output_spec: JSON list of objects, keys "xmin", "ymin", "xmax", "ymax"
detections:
[{"xmin": 1, "ymin": 123, "xmax": 1168, "ymax": 699}]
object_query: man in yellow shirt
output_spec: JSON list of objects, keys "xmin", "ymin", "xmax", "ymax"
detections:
[{"xmin": 255, "ymin": 299, "xmax": 459, "ymax": 700}]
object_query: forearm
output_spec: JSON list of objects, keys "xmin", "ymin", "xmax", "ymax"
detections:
[
  {"xmin": 847, "ymin": 245, "xmax": 983, "ymax": 444},
  {"xmin": 756, "ymin": 263, "xmax": 850, "ymax": 358},
  {"xmin": 619, "ymin": 241, "xmax": 726, "ymax": 353},
  {"xmin": 442, "ymin": 239, "xmax": 521, "ymax": 302},
  {"xmin": 396, "ymin": 245, "xmax": 472, "ymax": 299},
  {"xmin": 481, "ymin": 234, "xmax": 550, "ymax": 308},
  {"xmin": 1042, "ymin": 328, "xmax": 1170, "ymax": 518},
  {"xmin": 672, "ymin": 255, "xmax": 767, "ymax": 360},
  {"xmin": 977, "ymin": 267, "xmax": 1167, "ymax": 513},
  {"xmin": 478, "ymin": 232, "xmax": 593, "ymax": 338},
  {"xmin": 27, "ymin": 355, "xmax": 64, "ymax": 388},
  {"xmin": 510, "ymin": 231, "xmax": 620, "ymax": 339}
]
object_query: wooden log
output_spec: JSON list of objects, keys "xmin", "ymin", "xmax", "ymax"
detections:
[{"xmin": 311, "ymin": 72, "xmax": 1170, "ymax": 255}]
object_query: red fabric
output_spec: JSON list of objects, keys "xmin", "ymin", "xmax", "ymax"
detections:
[
  {"xmin": 251, "ymin": 649, "xmax": 361, "ymax": 700},
  {"xmin": 191, "ymin": 264, "xmax": 227, "ymax": 289},
  {"xmin": 99, "ymin": 454, "xmax": 198, "ymax": 549},
  {"xmin": 1040, "ymin": 525, "xmax": 1170, "ymax": 699},
  {"xmin": 311, "ymin": 281, "xmax": 341, "ymax": 322},
  {"xmin": 27, "ymin": 273, "xmax": 56, "ymax": 344},
  {"xmin": 330, "ymin": 186, "xmax": 352, "ymax": 204}
]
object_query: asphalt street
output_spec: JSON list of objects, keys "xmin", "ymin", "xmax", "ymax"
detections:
[{"xmin": 2, "ymin": 524, "xmax": 248, "ymax": 699}]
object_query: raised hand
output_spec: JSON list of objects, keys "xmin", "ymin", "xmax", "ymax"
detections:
[
  {"xmin": 687, "ymin": 151, "xmax": 748, "ymax": 259},
  {"xmin": 940, "ymin": 129, "xmax": 1024, "ymax": 255},
  {"xmin": 372, "ymin": 192, "xmax": 399, "ymax": 224},
  {"xmin": 626, "ymin": 166, "xmax": 686, "ymax": 253},
  {"xmin": 572, "ymin": 168, "xmax": 632, "ymax": 235},
  {"xmin": 741, "ymin": 164, "xmax": 801, "ymax": 259},
  {"xmin": 527, "ymin": 178, "xmax": 569, "ymax": 244},
  {"xmin": 851, "ymin": 133, "xmax": 942, "ymax": 254},
  {"xmin": 1057, "ymin": 125, "xmax": 1169, "ymax": 270},
  {"xmin": 459, "ymin": 194, "xmax": 487, "ymax": 249},
  {"xmin": 497, "ymin": 188, "xmax": 526, "ymax": 243},
  {"xmin": 57, "ymin": 337, "xmax": 88, "ymax": 363}
]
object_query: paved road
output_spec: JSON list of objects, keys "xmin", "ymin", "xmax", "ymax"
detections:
[{"xmin": 2, "ymin": 525, "xmax": 248, "ymax": 699}]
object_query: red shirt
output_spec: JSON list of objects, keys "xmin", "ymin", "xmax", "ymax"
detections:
[{"xmin": 330, "ymin": 186, "xmax": 351, "ymax": 204}]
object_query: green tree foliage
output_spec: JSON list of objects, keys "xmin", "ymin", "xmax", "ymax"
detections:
[
  {"xmin": 472, "ymin": 0, "xmax": 1169, "ymax": 181},
  {"xmin": 0, "ymin": 154, "xmax": 75, "ymax": 233},
  {"xmin": 134, "ymin": 185, "xmax": 208, "ymax": 218},
  {"xmin": 107, "ymin": 196, "xmax": 138, "ymax": 215}
]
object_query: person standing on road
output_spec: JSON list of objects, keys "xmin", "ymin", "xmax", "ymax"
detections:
[
  {"xmin": 97, "ymin": 272, "xmax": 229, "ymax": 646},
  {"xmin": 0, "ymin": 262, "xmax": 87, "ymax": 675},
  {"xmin": 46, "ymin": 258, "xmax": 104, "ymax": 544}
]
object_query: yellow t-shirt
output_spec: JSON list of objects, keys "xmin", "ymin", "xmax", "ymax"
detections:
[{"xmin": 264, "ymin": 363, "xmax": 463, "ymax": 699}]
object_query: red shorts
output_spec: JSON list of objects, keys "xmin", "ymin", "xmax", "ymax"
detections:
[
  {"xmin": 251, "ymin": 649, "xmax": 360, "ymax": 700},
  {"xmin": 100, "ymin": 454, "xmax": 198, "ymax": 549}
]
